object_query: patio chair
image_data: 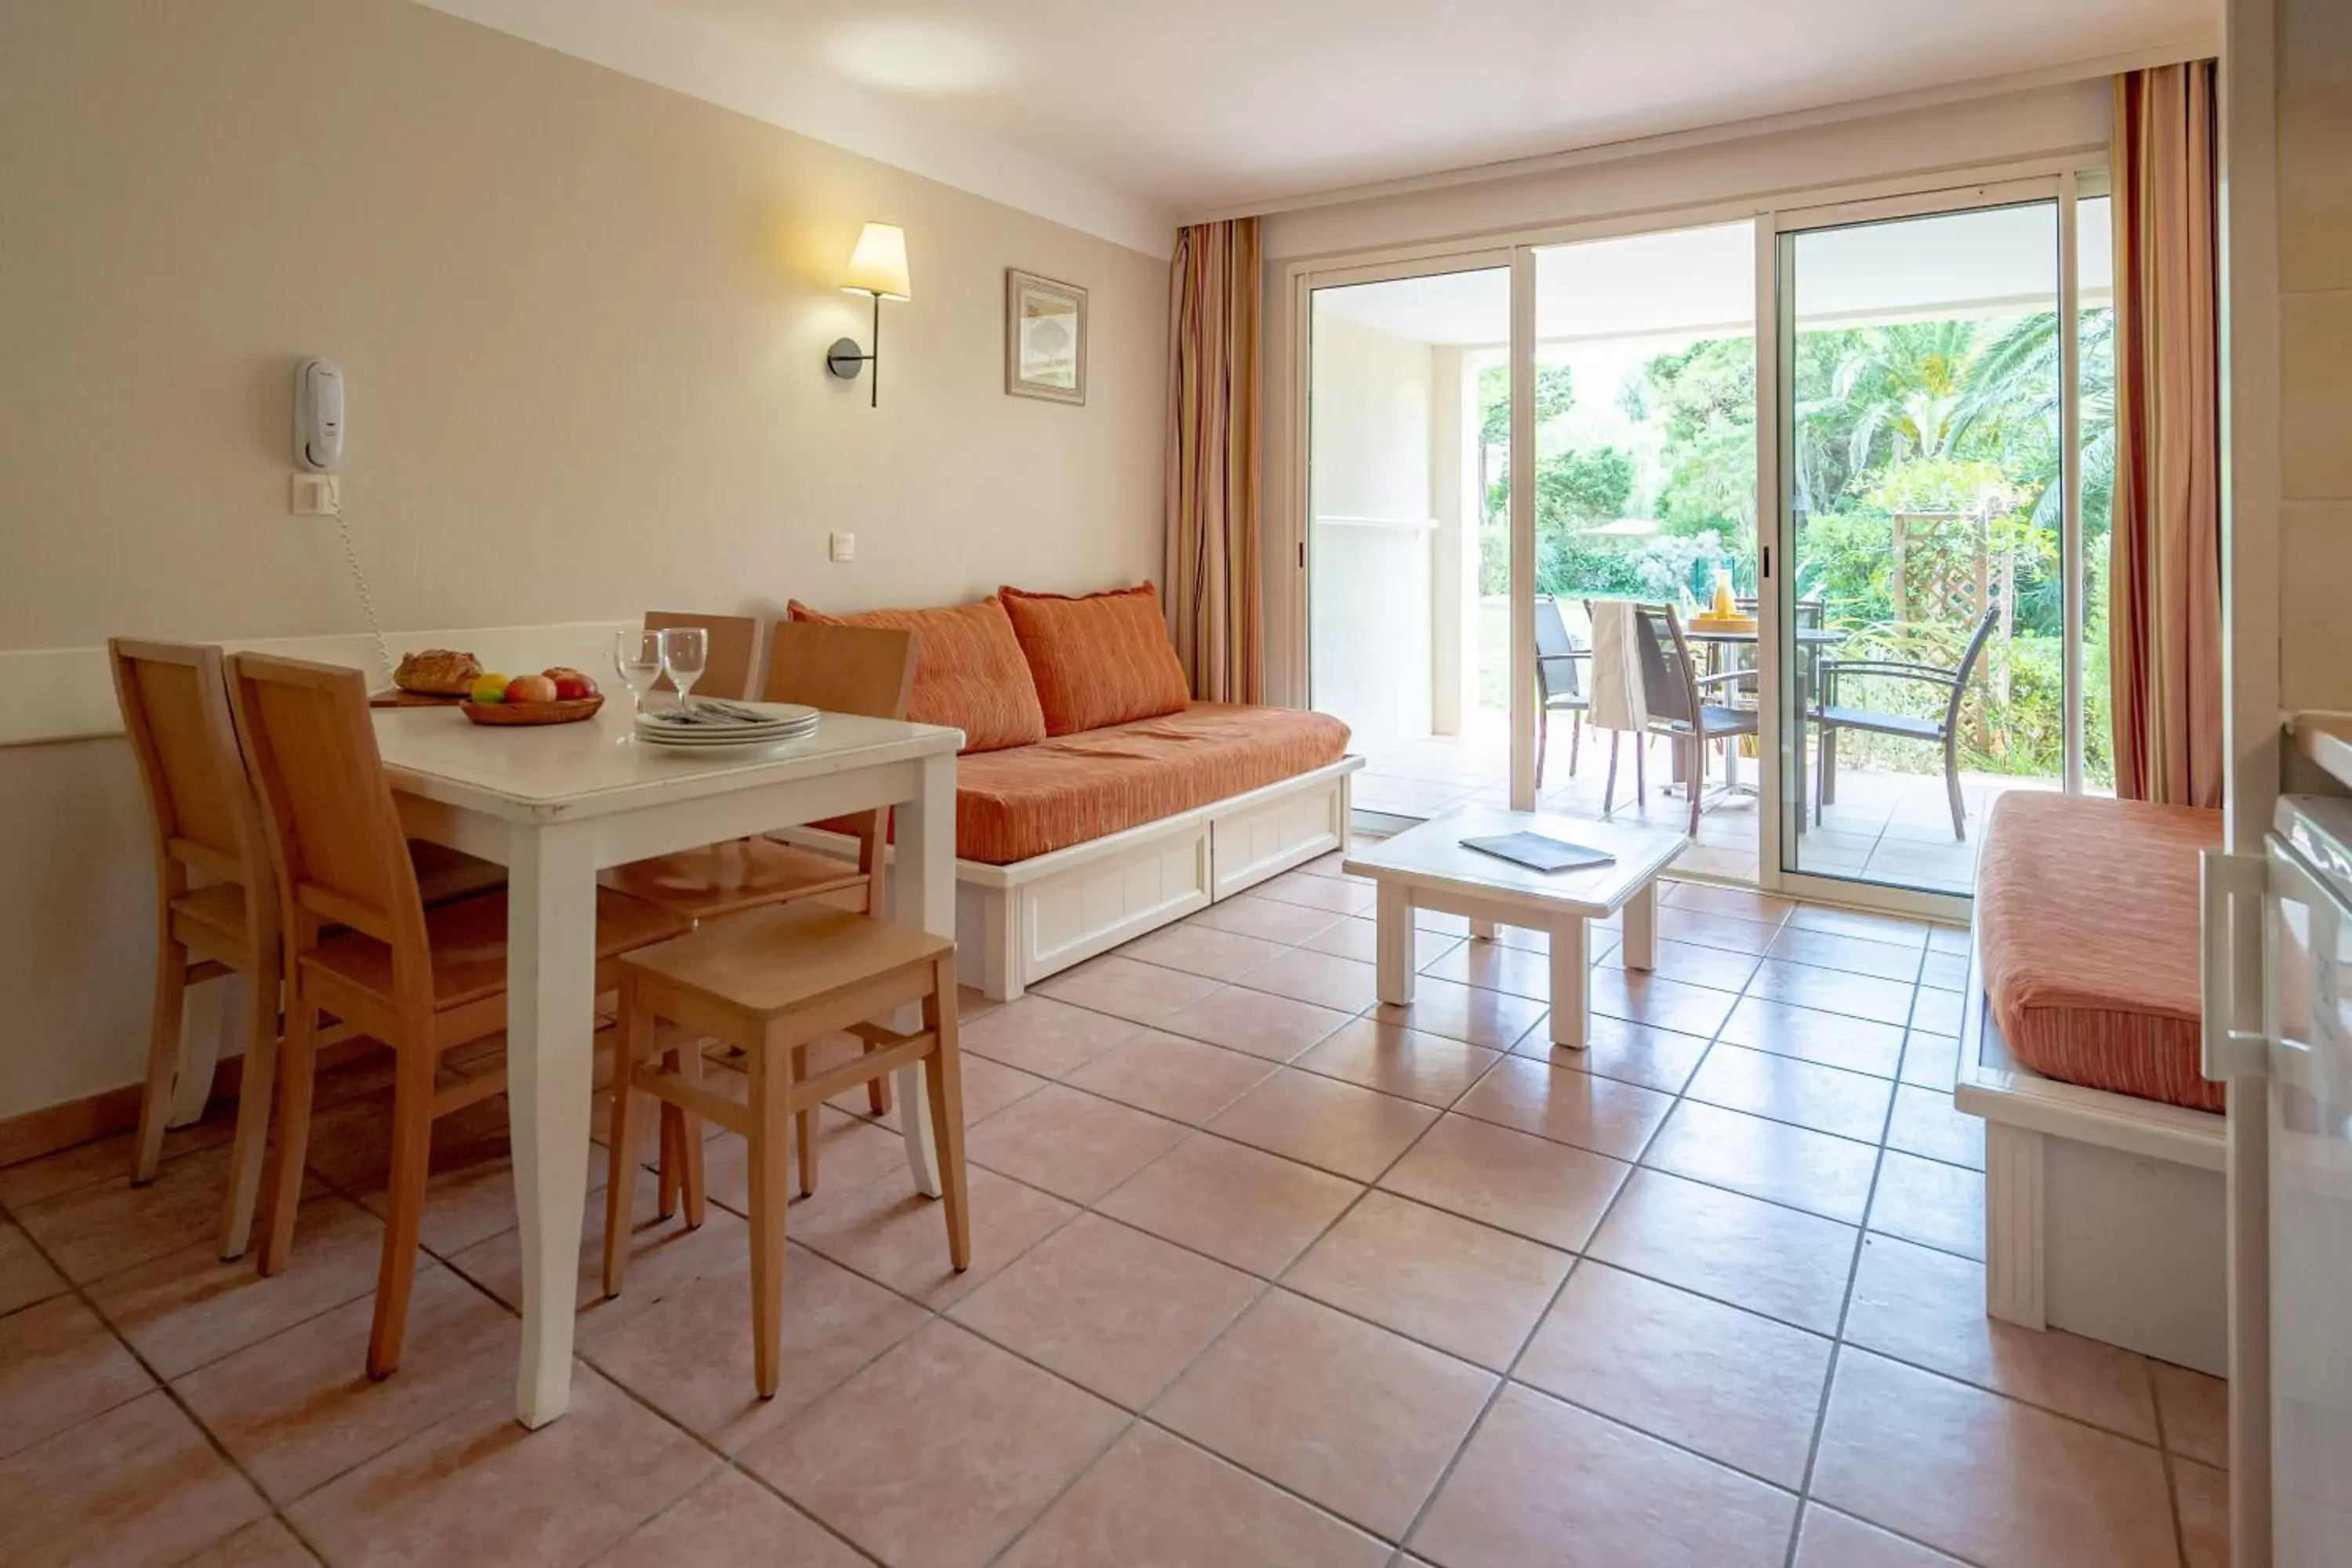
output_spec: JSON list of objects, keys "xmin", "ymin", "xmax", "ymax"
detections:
[
  {"xmin": 1811, "ymin": 604, "xmax": 2000, "ymax": 841},
  {"xmin": 1534, "ymin": 596, "xmax": 1592, "ymax": 786},
  {"xmin": 1630, "ymin": 602, "xmax": 1758, "ymax": 838}
]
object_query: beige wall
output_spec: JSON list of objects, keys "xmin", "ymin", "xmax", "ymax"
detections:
[
  {"xmin": 0, "ymin": 0, "xmax": 1167, "ymax": 1121},
  {"xmin": 2274, "ymin": 0, "xmax": 2352, "ymax": 713}
]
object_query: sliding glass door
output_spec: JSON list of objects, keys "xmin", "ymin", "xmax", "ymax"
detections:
[{"xmin": 1772, "ymin": 182, "xmax": 2112, "ymax": 899}]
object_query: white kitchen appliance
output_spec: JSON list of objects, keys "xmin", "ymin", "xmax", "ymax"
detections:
[{"xmin": 2205, "ymin": 795, "xmax": 2352, "ymax": 1563}]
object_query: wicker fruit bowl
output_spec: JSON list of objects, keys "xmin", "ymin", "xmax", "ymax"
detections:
[{"xmin": 460, "ymin": 695, "xmax": 604, "ymax": 727}]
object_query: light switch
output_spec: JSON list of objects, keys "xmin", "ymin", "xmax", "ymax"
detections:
[{"xmin": 829, "ymin": 531, "xmax": 855, "ymax": 562}]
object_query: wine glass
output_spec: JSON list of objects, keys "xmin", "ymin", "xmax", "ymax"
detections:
[
  {"xmin": 660, "ymin": 626, "xmax": 708, "ymax": 717},
  {"xmin": 612, "ymin": 630, "xmax": 664, "ymax": 717}
]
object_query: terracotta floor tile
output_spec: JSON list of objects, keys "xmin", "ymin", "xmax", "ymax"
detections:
[
  {"xmin": 1036, "ymin": 955, "xmax": 1224, "ymax": 1026},
  {"xmin": 1410, "ymin": 1382, "xmax": 1797, "ymax": 1568},
  {"xmin": 1767, "ymin": 927, "xmax": 1928, "ymax": 983},
  {"xmin": 0, "ymin": 1221, "xmax": 66, "ymax": 1316},
  {"xmin": 1062, "ymin": 1029, "xmax": 1276, "ymax": 1123},
  {"xmin": 1748, "ymin": 960, "xmax": 1918, "ymax": 1028},
  {"xmin": 742, "ymin": 1319, "xmax": 1126, "ymax": 1568},
  {"xmin": 0, "ymin": 1294, "xmax": 155, "ymax": 1461},
  {"xmin": 285, "ymin": 1366, "xmax": 715, "ymax": 1568},
  {"xmin": 1120, "ymin": 921, "xmax": 1293, "ymax": 981},
  {"xmin": 1919, "ymin": 951, "xmax": 1970, "ymax": 992},
  {"xmin": 1785, "ymin": 906, "xmax": 1930, "ymax": 947},
  {"xmin": 1096, "ymin": 1134, "xmax": 1361, "ymax": 1276},
  {"xmin": 1372, "ymin": 976, "xmax": 1548, "ymax": 1050},
  {"xmin": 583, "ymin": 1240, "xmax": 927, "ymax": 1452},
  {"xmin": 1517, "ymin": 1014, "xmax": 1711, "ymax": 1094},
  {"xmin": 967, "ymin": 1083, "xmax": 1187, "ymax": 1203},
  {"xmin": 1883, "ymin": 1085, "xmax": 1984, "ymax": 1171},
  {"xmin": 2172, "ymin": 1457, "xmax": 2230, "ymax": 1568},
  {"xmin": 1657, "ymin": 906, "xmax": 1784, "ymax": 956},
  {"xmin": 179, "ymin": 1516, "xmax": 322, "ymax": 1566},
  {"xmin": 793, "ymin": 1163, "xmax": 1076, "ymax": 1308},
  {"xmin": 1453, "ymin": 1054, "xmax": 1673, "ymax": 1160},
  {"xmin": 1253, "ymin": 868, "xmax": 1382, "ymax": 915},
  {"xmin": 1233, "ymin": 946, "xmax": 1383, "ymax": 1012},
  {"xmin": 1665, "ymin": 883, "xmax": 1796, "ymax": 925},
  {"xmin": 1588, "ymin": 967, "xmax": 1740, "ymax": 1038},
  {"xmin": 1192, "ymin": 895, "xmax": 1346, "ymax": 946},
  {"xmin": 1283, "ymin": 1192, "xmax": 1569, "ymax": 1370},
  {"xmin": 1154, "ymin": 1289, "xmax": 1494, "ymax": 1541},
  {"xmin": 959, "ymin": 995, "xmax": 1144, "ymax": 1078},
  {"xmin": 1867, "ymin": 1151, "xmax": 1984, "ymax": 1260},
  {"xmin": 998, "ymin": 1423, "xmax": 1387, "ymax": 1568},
  {"xmin": 1793, "ymin": 1506, "xmax": 1968, "ymax": 1566},
  {"xmin": 1719, "ymin": 997, "xmax": 1906, "ymax": 1078},
  {"xmin": 87, "ymin": 1192, "xmax": 384, "ymax": 1380},
  {"xmin": 1587, "ymin": 1170, "xmax": 1858, "ymax": 1334},
  {"xmin": 1157, "ymin": 985, "xmax": 1353, "ymax": 1062},
  {"xmin": 176, "ymin": 1263, "xmax": 521, "ymax": 1505},
  {"xmin": 1812, "ymin": 1348, "xmax": 2176, "ymax": 1568},
  {"xmin": 330, "ymin": 1098, "xmax": 608, "ymax": 1261},
  {"xmin": 446, "ymin": 1167, "xmax": 752, "ymax": 1330},
  {"xmin": 603, "ymin": 1469, "xmax": 866, "ymax": 1568},
  {"xmin": 949, "ymin": 1212, "xmax": 1258, "ymax": 1407},
  {"xmin": 1293, "ymin": 1018, "xmax": 1500, "ymax": 1109},
  {"xmin": 1306, "ymin": 916, "xmax": 1459, "ymax": 968},
  {"xmin": 0, "ymin": 1390, "xmax": 267, "ymax": 1568},
  {"xmin": 0, "ymin": 1119, "xmax": 231, "ymax": 1211},
  {"xmin": 1602, "ymin": 937, "xmax": 1766, "ymax": 994},
  {"xmin": 1643, "ymin": 1101, "xmax": 1880, "ymax": 1225},
  {"xmin": 1899, "ymin": 1032, "xmax": 1962, "ymax": 1092},
  {"xmin": 1209, "ymin": 1070, "xmax": 1439, "ymax": 1182},
  {"xmin": 1423, "ymin": 938, "xmax": 1555, "ymax": 1000},
  {"xmin": 1686, "ymin": 1043, "xmax": 1893, "ymax": 1145},
  {"xmin": 2154, "ymin": 1359, "xmax": 2230, "ymax": 1468},
  {"xmin": 1843, "ymin": 1234, "xmax": 2158, "ymax": 1441},
  {"xmin": 15, "ymin": 1142, "xmax": 314, "ymax": 1287},
  {"xmin": 1910, "ymin": 987, "xmax": 1965, "ymax": 1036},
  {"xmin": 695, "ymin": 1107, "xmax": 913, "ymax": 1220},
  {"xmin": 1377, "ymin": 1113, "xmax": 1628, "ymax": 1251},
  {"xmin": 1517, "ymin": 1262, "xmax": 1832, "ymax": 1489}
]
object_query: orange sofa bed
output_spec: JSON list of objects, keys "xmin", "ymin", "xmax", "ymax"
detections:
[{"xmin": 791, "ymin": 585, "xmax": 1359, "ymax": 997}]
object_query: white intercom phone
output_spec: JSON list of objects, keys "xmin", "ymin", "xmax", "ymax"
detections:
[{"xmin": 294, "ymin": 357, "xmax": 344, "ymax": 471}]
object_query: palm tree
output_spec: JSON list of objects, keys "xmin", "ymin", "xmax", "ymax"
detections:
[
  {"xmin": 1949, "ymin": 308, "xmax": 2118, "ymax": 534},
  {"xmin": 1831, "ymin": 320, "xmax": 1981, "ymax": 471}
]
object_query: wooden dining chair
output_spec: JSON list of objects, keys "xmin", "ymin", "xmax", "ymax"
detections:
[
  {"xmin": 111, "ymin": 640, "xmax": 510, "ymax": 1259},
  {"xmin": 603, "ymin": 901, "xmax": 968, "ymax": 1399},
  {"xmin": 643, "ymin": 612, "xmax": 761, "ymax": 702},
  {"xmin": 603, "ymin": 622, "xmax": 920, "ymax": 1171},
  {"xmin": 225, "ymin": 652, "xmax": 691, "ymax": 1379}
]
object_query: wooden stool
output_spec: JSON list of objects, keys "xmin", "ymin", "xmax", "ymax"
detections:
[{"xmin": 602, "ymin": 902, "xmax": 970, "ymax": 1398}]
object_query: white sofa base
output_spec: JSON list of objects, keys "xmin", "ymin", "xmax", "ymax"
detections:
[
  {"xmin": 1955, "ymin": 947, "xmax": 2228, "ymax": 1376},
  {"xmin": 953, "ymin": 757, "xmax": 1361, "ymax": 1000},
  {"xmin": 778, "ymin": 757, "xmax": 1362, "ymax": 1004}
]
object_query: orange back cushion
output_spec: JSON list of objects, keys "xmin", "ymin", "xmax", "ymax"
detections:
[
  {"xmin": 787, "ymin": 597, "xmax": 1045, "ymax": 754},
  {"xmin": 998, "ymin": 583, "xmax": 1192, "ymax": 736}
]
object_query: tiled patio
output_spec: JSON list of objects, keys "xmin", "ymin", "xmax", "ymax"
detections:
[
  {"xmin": 0, "ymin": 860, "xmax": 2229, "ymax": 1567},
  {"xmin": 1358, "ymin": 720, "xmax": 2056, "ymax": 895}
]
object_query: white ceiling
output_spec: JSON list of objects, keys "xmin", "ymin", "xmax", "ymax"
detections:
[{"xmin": 421, "ymin": 0, "xmax": 2210, "ymax": 252}]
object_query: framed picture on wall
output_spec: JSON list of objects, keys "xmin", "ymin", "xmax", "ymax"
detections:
[{"xmin": 1005, "ymin": 269, "xmax": 1087, "ymax": 405}]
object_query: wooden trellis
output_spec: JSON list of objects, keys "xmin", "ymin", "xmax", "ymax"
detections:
[{"xmin": 1889, "ymin": 505, "xmax": 2015, "ymax": 753}]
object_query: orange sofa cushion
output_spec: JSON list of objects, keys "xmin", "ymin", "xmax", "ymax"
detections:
[
  {"xmin": 999, "ymin": 583, "xmax": 1191, "ymax": 737},
  {"xmin": 789, "ymin": 597, "xmax": 1045, "ymax": 754},
  {"xmin": 953, "ymin": 703, "xmax": 1350, "ymax": 864},
  {"xmin": 1976, "ymin": 792, "xmax": 2223, "ymax": 1113}
]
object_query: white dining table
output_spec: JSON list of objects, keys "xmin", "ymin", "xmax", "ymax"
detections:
[{"xmin": 372, "ymin": 700, "xmax": 963, "ymax": 1428}]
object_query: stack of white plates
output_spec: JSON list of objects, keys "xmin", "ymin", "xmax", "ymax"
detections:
[{"xmin": 635, "ymin": 701, "xmax": 820, "ymax": 749}]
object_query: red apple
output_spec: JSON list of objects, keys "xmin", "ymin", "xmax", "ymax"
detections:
[
  {"xmin": 505, "ymin": 673, "xmax": 559, "ymax": 705},
  {"xmin": 551, "ymin": 673, "xmax": 596, "ymax": 701}
]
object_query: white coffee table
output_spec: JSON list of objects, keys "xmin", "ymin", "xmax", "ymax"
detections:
[{"xmin": 1343, "ymin": 808, "xmax": 1690, "ymax": 1050}]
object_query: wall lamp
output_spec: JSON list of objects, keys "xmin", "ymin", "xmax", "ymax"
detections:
[{"xmin": 825, "ymin": 222, "xmax": 911, "ymax": 407}]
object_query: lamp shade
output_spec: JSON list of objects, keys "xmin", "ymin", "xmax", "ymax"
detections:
[{"xmin": 840, "ymin": 223, "xmax": 911, "ymax": 299}]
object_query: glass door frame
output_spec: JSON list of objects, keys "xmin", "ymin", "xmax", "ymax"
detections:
[{"xmin": 1761, "ymin": 170, "xmax": 2107, "ymax": 915}]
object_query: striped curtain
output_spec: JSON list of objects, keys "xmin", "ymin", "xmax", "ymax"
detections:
[
  {"xmin": 1163, "ymin": 218, "xmax": 1265, "ymax": 704},
  {"xmin": 2109, "ymin": 61, "xmax": 2223, "ymax": 807}
]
